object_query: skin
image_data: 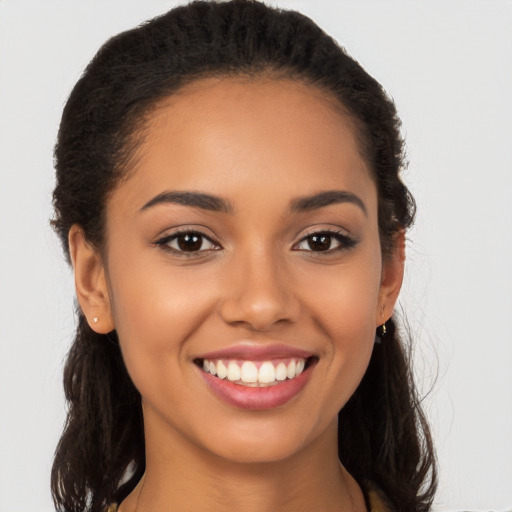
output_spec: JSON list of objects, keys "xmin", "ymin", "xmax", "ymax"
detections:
[{"xmin": 69, "ymin": 77, "xmax": 405, "ymax": 512}]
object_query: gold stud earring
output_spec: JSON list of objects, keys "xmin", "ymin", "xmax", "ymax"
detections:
[{"xmin": 376, "ymin": 305, "xmax": 387, "ymax": 341}]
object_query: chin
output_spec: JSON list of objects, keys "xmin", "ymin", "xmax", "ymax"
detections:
[{"xmin": 185, "ymin": 407, "xmax": 340, "ymax": 467}]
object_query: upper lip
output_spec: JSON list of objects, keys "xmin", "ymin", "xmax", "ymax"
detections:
[{"xmin": 196, "ymin": 342, "xmax": 315, "ymax": 361}]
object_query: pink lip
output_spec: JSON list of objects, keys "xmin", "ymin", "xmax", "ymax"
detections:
[
  {"xmin": 198, "ymin": 365, "xmax": 314, "ymax": 410},
  {"xmin": 196, "ymin": 343, "xmax": 315, "ymax": 361},
  {"xmin": 195, "ymin": 347, "xmax": 316, "ymax": 410}
]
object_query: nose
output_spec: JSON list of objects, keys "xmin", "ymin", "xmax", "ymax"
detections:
[{"xmin": 219, "ymin": 249, "xmax": 301, "ymax": 332}]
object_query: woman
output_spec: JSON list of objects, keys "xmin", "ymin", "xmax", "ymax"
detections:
[{"xmin": 51, "ymin": 1, "xmax": 436, "ymax": 511}]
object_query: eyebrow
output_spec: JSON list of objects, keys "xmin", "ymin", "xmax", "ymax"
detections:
[
  {"xmin": 290, "ymin": 190, "xmax": 367, "ymax": 216},
  {"xmin": 140, "ymin": 189, "xmax": 367, "ymax": 216},
  {"xmin": 140, "ymin": 191, "xmax": 234, "ymax": 213}
]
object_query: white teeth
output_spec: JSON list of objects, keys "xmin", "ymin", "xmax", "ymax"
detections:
[
  {"xmin": 216, "ymin": 360, "xmax": 228, "ymax": 379},
  {"xmin": 295, "ymin": 359, "xmax": 305, "ymax": 376},
  {"xmin": 240, "ymin": 361, "xmax": 258, "ymax": 383},
  {"xmin": 202, "ymin": 357, "xmax": 308, "ymax": 385},
  {"xmin": 286, "ymin": 360, "xmax": 296, "ymax": 379},
  {"xmin": 258, "ymin": 361, "xmax": 276, "ymax": 383},
  {"xmin": 275, "ymin": 362, "xmax": 287, "ymax": 381},
  {"xmin": 227, "ymin": 361, "xmax": 241, "ymax": 382}
]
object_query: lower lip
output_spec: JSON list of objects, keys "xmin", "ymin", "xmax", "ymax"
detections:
[{"xmin": 198, "ymin": 362, "xmax": 314, "ymax": 410}]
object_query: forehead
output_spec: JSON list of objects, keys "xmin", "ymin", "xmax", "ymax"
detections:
[{"xmin": 113, "ymin": 77, "xmax": 375, "ymax": 213}]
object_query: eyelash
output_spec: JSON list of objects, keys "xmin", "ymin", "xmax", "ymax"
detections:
[
  {"xmin": 293, "ymin": 229, "xmax": 357, "ymax": 253},
  {"xmin": 154, "ymin": 228, "xmax": 357, "ymax": 256},
  {"xmin": 154, "ymin": 229, "xmax": 220, "ymax": 256}
]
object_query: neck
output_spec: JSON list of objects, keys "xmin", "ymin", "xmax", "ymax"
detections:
[{"xmin": 121, "ymin": 419, "xmax": 366, "ymax": 512}]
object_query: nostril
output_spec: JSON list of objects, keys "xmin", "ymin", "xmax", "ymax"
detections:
[{"xmin": 219, "ymin": 296, "xmax": 301, "ymax": 332}]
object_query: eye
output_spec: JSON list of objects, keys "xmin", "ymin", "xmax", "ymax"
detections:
[
  {"xmin": 294, "ymin": 230, "xmax": 356, "ymax": 253},
  {"xmin": 155, "ymin": 230, "xmax": 220, "ymax": 254}
]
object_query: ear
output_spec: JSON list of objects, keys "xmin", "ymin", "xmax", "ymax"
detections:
[
  {"xmin": 68, "ymin": 225, "xmax": 115, "ymax": 334},
  {"xmin": 376, "ymin": 229, "xmax": 406, "ymax": 326}
]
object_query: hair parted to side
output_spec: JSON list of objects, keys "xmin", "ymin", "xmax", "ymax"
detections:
[{"xmin": 52, "ymin": 1, "xmax": 436, "ymax": 511}]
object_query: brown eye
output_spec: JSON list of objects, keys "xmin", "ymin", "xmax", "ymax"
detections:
[
  {"xmin": 157, "ymin": 231, "xmax": 219, "ymax": 253},
  {"xmin": 294, "ymin": 230, "xmax": 356, "ymax": 253},
  {"xmin": 177, "ymin": 233, "xmax": 203, "ymax": 251},
  {"xmin": 307, "ymin": 234, "xmax": 333, "ymax": 252}
]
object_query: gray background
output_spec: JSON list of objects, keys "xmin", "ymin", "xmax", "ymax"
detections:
[{"xmin": 1, "ymin": 1, "xmax": 511, "ymax": 510}]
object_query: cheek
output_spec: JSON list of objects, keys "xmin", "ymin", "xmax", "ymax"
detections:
[
  {"xmin": 105, "ymin": 252, "xmax": 219, "ymax": 387},
  {"xmin": 303, "ymin": 252, "xmax": 382, "ymax": 338},
  {"xmin": 297, "ymin": 249, "xmax": 381, "ymax": 398}
]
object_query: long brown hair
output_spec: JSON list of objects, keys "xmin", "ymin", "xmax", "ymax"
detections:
[{"xmin": 52, "ymin": 2, "xmax": 436, "ymax": 510}]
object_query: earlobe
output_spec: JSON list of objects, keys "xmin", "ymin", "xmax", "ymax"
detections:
[
  {"xmin": 68, "ymin": 225, "xmax": 115, "ymax": 334},
  {"xmin": 377, "ymin": 230, "xmax": 406, "ymax": 325}
]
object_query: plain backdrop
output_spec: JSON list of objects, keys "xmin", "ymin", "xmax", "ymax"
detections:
[{"xmin": 0, "ymin": 1, "xmax": 511, "ymax": 511}]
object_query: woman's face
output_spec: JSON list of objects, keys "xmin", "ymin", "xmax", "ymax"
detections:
[{"xmin": 79, "ymin": 78, "xmax": 403, "ymax": 464}]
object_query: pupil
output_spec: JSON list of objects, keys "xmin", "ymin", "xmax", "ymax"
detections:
[
  {"xmin": 178, "ymin": 233, "xmax": 202, "ymax": 251},
  {"xmin": 309, "ymin": 234, "xmax": 331, "ymax": 251}
]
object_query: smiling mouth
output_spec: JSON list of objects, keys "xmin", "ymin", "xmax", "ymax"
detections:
[{"xmin": 195, "ymin": 357, "xmax": 316, "ymax": 387}]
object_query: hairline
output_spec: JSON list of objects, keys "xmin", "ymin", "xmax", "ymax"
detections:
[{"xmin": 117, "ymin": 70, "xmax": 376, "ymax": 184}]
